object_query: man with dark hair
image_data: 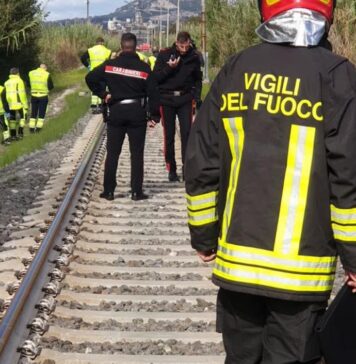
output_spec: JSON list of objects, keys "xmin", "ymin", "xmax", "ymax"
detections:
[
  {"xmin": 185, "ymin": 0, "xmax": 356, "ymax": 363},
  {"xmin": 81, "ymin": 37, "xmax": 111, "ymax": 113},
  {"xmin": 86, "ymin": 32, "xmax": 160, "ymax": 201},
  {"xmin": 153, "ymin": 31, "xmax": 202, "ymax": 182}
]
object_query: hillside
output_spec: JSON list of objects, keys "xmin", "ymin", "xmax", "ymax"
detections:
[{"xmin": 74, "ymin": 0, "xmax": 201, "ymax": 25}]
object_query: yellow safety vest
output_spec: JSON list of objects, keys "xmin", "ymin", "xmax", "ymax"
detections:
[
  {"xmin": 88, "ymin": 44, "xmax": 111, "ymax": 70},
  {"xmin": 4, "ymin": 75, "xmax": 27, "ymax": 111},
  {"xmin": 29, "ymin": 68, "xmax": 50, "ymax": 96},
  {"xmin": 148, "ymin": 55, "xmax": 156, "ymax": 70},
  {"xmin": 0, "ymin": 85, "xmax": 4, "ymax": 114},
  {"xmin": 136, "ymin": 51, "xmax": 148, "ymax": 63}
]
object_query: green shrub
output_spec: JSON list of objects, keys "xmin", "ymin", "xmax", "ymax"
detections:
[{"xmin": 39, "ymin": 23, "xmax": 119, "ymax": 72}]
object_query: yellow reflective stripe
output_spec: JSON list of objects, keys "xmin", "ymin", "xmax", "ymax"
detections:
[
  {"xmin": 332, "ymin": 223, "xmax": 356, "ymax": 242},
  {"xmin": 213, "ymin": 258, "xmax": 334, "ymax": 292},
  {"xmin": 221, "ymin": 117, "xmax": 244, "ymax": 240},
  {"xmin": 274, "ymin": 125, "xmax": 315, "ymax": 256},
  {"xmin": 188, "ymin": 207, "xmax": 218, "ymax": 226},
  {"xmin": 186, "ymin": 191, "xmax": 218, "ymax": 211},
  {"xmin": 331, "ymin": 205, "xmax": 356, "ymax": 225},
  {"xmin": 218, "ymin": 240, "xmax": 336, "ymax": 274}
]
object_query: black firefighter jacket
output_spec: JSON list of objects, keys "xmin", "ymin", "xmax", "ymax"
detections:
[
  {"xmin": 185, "ymin": 42, "xmax": 356, "ymax": 302},
  {"xmin": 85, "ymin": 51, "xmax": 160, "ymax": 125}
]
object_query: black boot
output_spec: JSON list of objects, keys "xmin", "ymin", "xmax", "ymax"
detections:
[
  {"xmin": 168, "ymin": 171, "xmax": 180, "ymax": 182},
  {"xmin": 10, "ymin": 129, "xmax": 17, "ymax": 141},
  {"xmin": 18, "ymin": 127, "xmax": 24, "ymax": 139},
  {"xmin": 99, "ymin": 191, "xmax": 114, "ymax": 201},
  {"xmin": 131, "ymin": 192, "xmax": 149, "ymax": 201}
]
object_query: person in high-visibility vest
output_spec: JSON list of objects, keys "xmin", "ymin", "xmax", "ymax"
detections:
[
  {"xmin": 148, "ymin": 47, "xmax": 159, "ymax": 71},
  {"xmin": 4, "ymin": 68, "xmax": 28, "ymax": 140},
  {"xmin": 136, "ymin": 51, "xmax": 148, "ymax": 63},
  {"xmin": 185, "ymin": 0, "xmax": 356, "ymax": 363},
  {"xmin": 81, "ymin": 37, "xmax": 111, "ymax": 113},
  {"xmin": 28, "ymin": 64, "xmax": 54, "ymax": 133},
  {"xmin": 0, "ymin": 84, "xmax": 10, "ymax": 145}
]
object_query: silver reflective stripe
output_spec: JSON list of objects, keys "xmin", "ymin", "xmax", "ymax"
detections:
[
  {"xmin": 222, "ymin": 118, "xmax": 242, "ymax": 238},
  {"xmin": 331, "ymin": 210, "xmax": 356, "ymax": 223},
  {"xmin": 281, "ymin": 127, "xmax": 307, "ymax": 255},
  {"xmin": 218, "ymin": 245, "xmax": 335, "ymax": 271},
  {"xmin": 333, "ymin": 227, "xmax": 356, "ymax": 239},
  {"xmin": 189, "ymin": 209, "xmax": 217, "ymax": 223},
  {"xmin": 186, "ymin": 194, "xmax": 217, "ymax": 210},
  {"xmin": 215, "ymin": 262, "xmax": 333, "ymax": 288}
]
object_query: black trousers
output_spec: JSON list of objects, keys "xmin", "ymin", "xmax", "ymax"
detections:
[
  {"xmin": 31, "ymin": 96, "xmax": 48, "ymax": 119},
  {"xmin": 160, "ymin": 101, "xmax": 193, "ymax": 173},
  {"xmin": 104, "ymin": 122, "xmax": 147, "ymax": 194},
  {"xmin": 0, "ymin": 115, "xmax": 7, "ymax": 131},
  {"xmin": 217, "ymin": 289, "xmax": 326, "ymax": 364}
]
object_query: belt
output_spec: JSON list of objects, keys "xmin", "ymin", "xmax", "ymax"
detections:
[
  {"xmin": 117, "ymin": 98, "xmax": 145, "ymax": 105},
  {"xmin": 161, "ymin": 90, "xmax": 187, "ymax": 96}
]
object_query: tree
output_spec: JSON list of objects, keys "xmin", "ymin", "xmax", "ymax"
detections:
[
  {"xmin": 206, "ymin": 0, "xmax": 259, "ymax": 68},
  {"xmin": 0, "ymin": 0, "xmax": 42, "ymax": 83}
]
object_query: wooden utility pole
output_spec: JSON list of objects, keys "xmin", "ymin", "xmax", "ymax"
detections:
[
  {"xmin": 176, "ymin": 0, "xmax": 180, "ymax": 37},
  {"xmin": 159, "ymin": 4, "xmax": 162, "ymax": 49},
  {"xmin": 166, "ymin": 8, "xmax": 170, "ymax": 47},
  {"xmin": 86, "ymin": 0, "xmax": 90, "ymax": 23},
  {"xmin": 201, "ymin": 0, "xmax": 209, "ymax": 82}
]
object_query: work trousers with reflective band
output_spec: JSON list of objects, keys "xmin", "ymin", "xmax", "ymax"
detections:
[
  {"xmin": 30, "ymin": 96, "xmax": 48, "ymax": 129},
  {"xmin": 104, "ymin": 122, "xmax": 147, "ymax": 194},
  {"xmin": 217, "ymin": 289, "xmax": 326, "ymax": 364},
  {"xmin": 0, "ymin": 114, "xmax": 10, "ymax": 140},
  {"xmin": 9, "ymin": 109, "xmax": 25, "ymax": 129},
  {"xmin": 160, "ymin": 101, "xmax": 193, "ymax": 173}
]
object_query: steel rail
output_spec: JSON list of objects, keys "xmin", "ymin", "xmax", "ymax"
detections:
[{"xmin": 0, "ymin": 121, "xmax": 105, "ymax": 364}]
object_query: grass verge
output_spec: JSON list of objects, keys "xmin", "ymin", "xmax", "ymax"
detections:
[{"xmin": 0, "ymin": 68, "xmax": 90, "ymax": 168}]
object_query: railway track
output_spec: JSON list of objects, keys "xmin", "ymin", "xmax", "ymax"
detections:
[{"xmin": 0, "ymin": 114, "xmax": 224, "ymax": 363}]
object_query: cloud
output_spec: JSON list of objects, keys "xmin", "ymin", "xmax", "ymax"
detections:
[{"xmin": 42, "ymin": 0, "xmax": 125, "ymax": 21}]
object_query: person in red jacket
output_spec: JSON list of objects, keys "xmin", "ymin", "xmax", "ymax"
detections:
[{"xmin": 185, "ymin": 1, "xmax": 356, "ymax": 363}]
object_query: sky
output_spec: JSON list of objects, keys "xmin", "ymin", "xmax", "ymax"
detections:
[{"xmin": 41, "ymin": 0, "xmax": 126, "ymax": 21}]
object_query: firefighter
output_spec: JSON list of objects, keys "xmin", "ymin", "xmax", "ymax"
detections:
[
  {"xmin": 185, "ymin": 1, "xmax": 356, "ymax": 363},
  {"xmin": 4, "ymin": 68, "xmax": 28, "ymax": 140},
  {"xmin": 28, "ymin": 64, "xmax": 54, "ymax": 133},
  {"xmin": 0, "ymin": 84, "xmax": 10, "ymax": 145},
  {"xmin": 86, "ymin": 32, "xmax": 160, "ymax": 201},
  {"xmin": 153, "ymin": 31, "xmax": 202, "ymax": 182},
  {"xmin": 81, "ymin": 37, "xmax": 111, "ymax": 113}
]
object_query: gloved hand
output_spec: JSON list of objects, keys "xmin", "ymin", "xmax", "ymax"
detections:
[{"xmin": 5, "ymin": 112, "xmax": 10, "ymax": 120}]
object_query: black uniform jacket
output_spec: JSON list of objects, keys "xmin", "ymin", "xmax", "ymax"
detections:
[
  {"xmin": 85, "ymin": 52, "xmax": 160, "ymax": 125},
  {"xmin": 153, "ymin": 44, "xmax": 202, "ymax": 106},
  {"xmin": 185, "ymin": 42, "xmax": 356, "ymax": 302}
]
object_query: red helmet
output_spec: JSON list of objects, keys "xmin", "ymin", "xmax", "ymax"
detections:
[{"xmin": 258, "ymin": 0, "xmax": 336, "ymax": 23}]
